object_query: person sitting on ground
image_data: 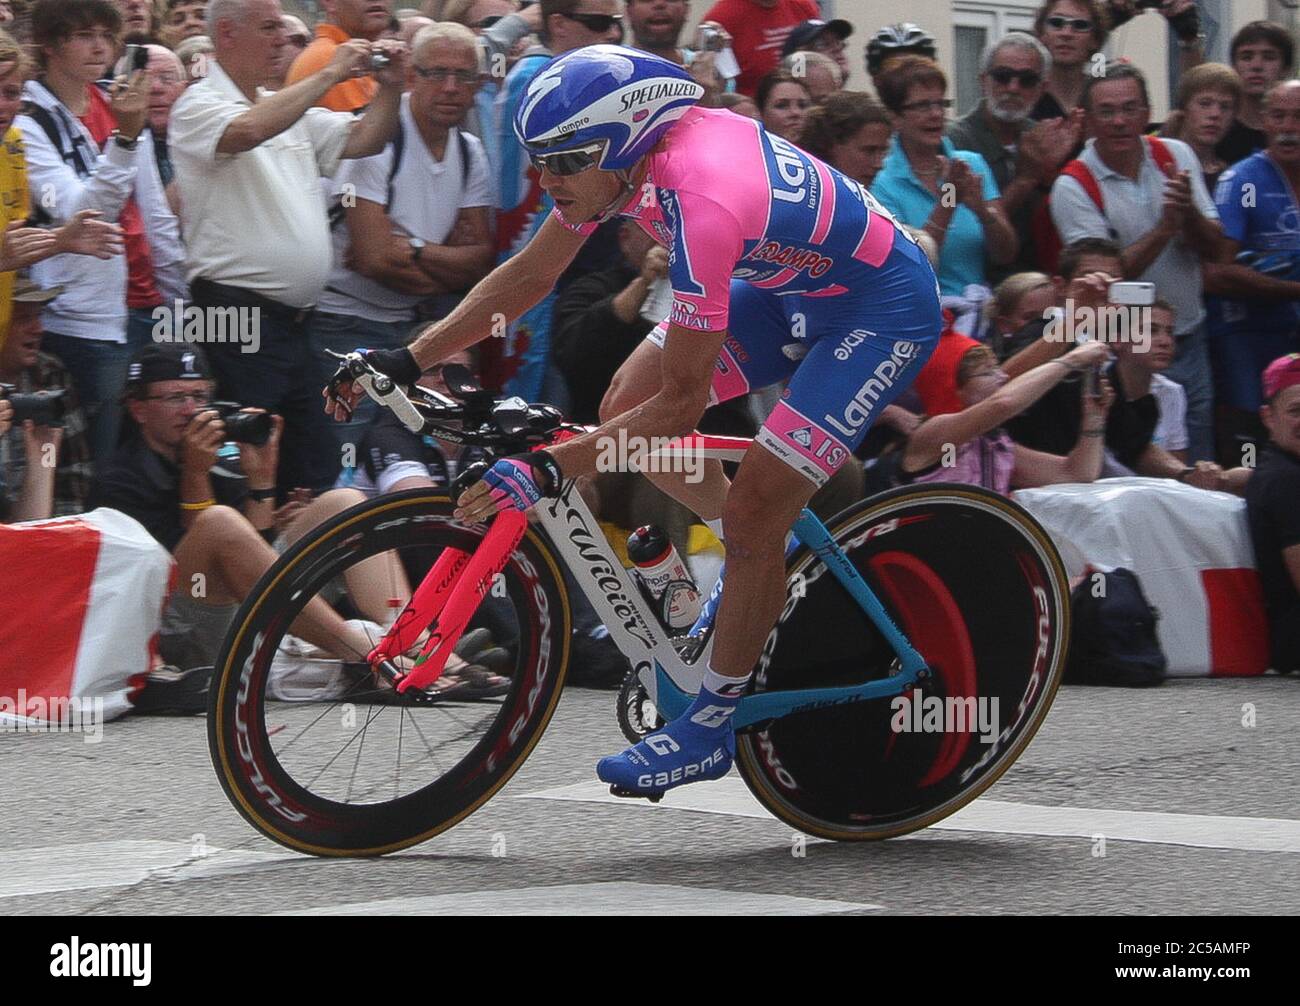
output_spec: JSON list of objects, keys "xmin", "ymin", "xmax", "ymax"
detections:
[
  {"xmin": 87, "ymin": 346, "xmax": 506, "ymax": 696},
  {"xmin": 0, "ymin": 277, "xmax": 91, "ymax": 517},
  {"xmin": 871, "ymin": 339, "xmax": 1113, "ymax": 496},
  {"xmin": 1245, "ymin": 353, "xmax": 1300, "ymax": 674}
]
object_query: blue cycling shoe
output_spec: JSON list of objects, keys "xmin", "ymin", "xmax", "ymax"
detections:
[{"xmin": 596, "ymin": 705, "xmax": 736, "ymax": 801}]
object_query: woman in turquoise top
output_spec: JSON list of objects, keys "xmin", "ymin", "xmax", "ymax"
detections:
[{"xmin": 870, "ymin": 56, "xmax": 1018, "ymax": 296}]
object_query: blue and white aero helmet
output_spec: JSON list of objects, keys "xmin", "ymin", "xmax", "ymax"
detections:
[{"xmin": 514, "ymin": 45, "xmax": 704, "ymax": 171}]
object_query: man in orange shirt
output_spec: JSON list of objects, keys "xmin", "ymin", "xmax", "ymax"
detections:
[{"xmin": 286, "ymin": 0, "xmax": 394, "ymax": 110}]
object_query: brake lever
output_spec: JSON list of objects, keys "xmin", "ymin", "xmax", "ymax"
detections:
[{"xmin": 325, "ymin": 350, "xmax": 427, "ymax": 435}]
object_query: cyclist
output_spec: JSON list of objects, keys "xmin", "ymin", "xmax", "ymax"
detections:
[{"xmin": 326, "ymin": 44, "xmax": 942, "ymax": 797}]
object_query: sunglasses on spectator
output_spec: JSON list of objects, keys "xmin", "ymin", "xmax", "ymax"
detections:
[
  {"xmin": 1045, "ymin": 15, "xmax": 1093, "ymax": 32},
  {"xmin": 988, "ymin": 67, "xmax": 1042, "ymax": 87},
  {"xmin": 529, "ymin": 140, "xmax": 606, "ymax": 175},
  {"xmin": 414, "ymin": 66, "xmax": 480, "ymax": 85},
  {"xmin": 902, "ymin": 98, "xmax": 953, "ymax": 113},
  {"xmin": 561, "ymin": 12, "xmax": 623, "ymax": 34},
  {"xmin": 147, "ymin": 391, "xmax": 211, "ymax": 406}
]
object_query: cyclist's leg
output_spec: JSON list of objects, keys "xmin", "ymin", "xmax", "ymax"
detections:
[
  {"xmin": 173, "ymin": 506, "xmax": 375, "ymax": 660},
  {"xmin": 598, "ymin": 268, "xmax": 940, "ymax": 795},
  {"xmin": 598, "ymin": 282, "xmax": 797, "ymax": 521}
]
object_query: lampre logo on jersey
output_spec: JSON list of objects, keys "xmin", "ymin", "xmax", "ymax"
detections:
[
  {"xmin": 824, "ymin": 339, "xmax": 921, "ymax": 438},
  {"xmin": 746, "ymin": 241, "xmax": 834, "ymax": 277}
]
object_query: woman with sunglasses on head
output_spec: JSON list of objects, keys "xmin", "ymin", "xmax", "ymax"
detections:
[
  {"xmin": 754, "ymin": 68, "xmax": 810, "ymax": 144},
  {"xmin": 326, "ymin": 45, "xmax": 944, "ymax": 799},
  {"xmin": 871, "ymin": 56, "xmax": 1017, "ymax": 297},
  {"xmin": 1032, "ymin": 0, "xmax": 1111, "ymax": 121}
]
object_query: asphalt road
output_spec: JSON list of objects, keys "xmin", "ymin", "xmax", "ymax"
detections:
[{"xmin": 2, "ymin": 675, "xmax": 1298, "ymax": 915}]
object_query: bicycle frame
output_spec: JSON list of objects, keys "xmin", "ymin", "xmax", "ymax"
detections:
[{"xmin": 372, "ymin": 433, "xmax": 931, "ymax": 733}]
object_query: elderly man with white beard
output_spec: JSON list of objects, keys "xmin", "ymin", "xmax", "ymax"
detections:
[{"xmin": 947, "ymin": 31, "xmax": 1081, "ymax": 280}]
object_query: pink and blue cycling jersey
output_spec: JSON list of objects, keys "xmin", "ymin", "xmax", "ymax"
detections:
[
  {"xmin": 559, "ymin": 106, "xmax": 942, "ymax": 486},
  {"xmin": 561, "ymin": 106, "xmax": 927, "ymax": 331}
]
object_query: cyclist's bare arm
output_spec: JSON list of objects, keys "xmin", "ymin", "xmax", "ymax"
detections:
[{"xmin": 407, "ymin": 213, "xmax": 588, "ymax": 369}]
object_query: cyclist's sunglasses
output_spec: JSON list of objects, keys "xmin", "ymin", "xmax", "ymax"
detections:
[
  {"xmin": 561, "ymin": 11, "xmax": 623, "ymax": 36},
  {"xmin": 1045, "ymin": 14, "xmax": 1093, "ymax": 32},
  {"xmin": 529, "ymin": 140, "xmax": 606, "ymax": 175},
  {"xmin": 988, "ymin": 67, "xmax": 1042, "ymax": 87}
]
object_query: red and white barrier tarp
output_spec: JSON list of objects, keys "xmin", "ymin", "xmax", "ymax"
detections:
[
  {"xmin": 1013, "ymin": 478, "xmax": 1270, "ymax": 677},
  {"xmin": 0, "ymin": 508, "xmax": 172, "ymax": 723}
]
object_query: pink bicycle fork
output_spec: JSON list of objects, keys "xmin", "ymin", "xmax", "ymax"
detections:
[{"xmin": 367, "ymin": 509, "xmax": 528, "ymax": 694}]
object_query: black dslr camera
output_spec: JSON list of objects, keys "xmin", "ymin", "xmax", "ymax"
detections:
[
  {"xmin": 210, "ymin": 401, "xmax": 272, "ymax": 445},
  {"xmin": 0, "ymin": 384, "xmax": 68, "ymax": 427}
]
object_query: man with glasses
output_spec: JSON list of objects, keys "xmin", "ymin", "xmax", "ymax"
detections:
[
  {"xmin": 89, "ymin": 344, "xmax": 399, "ymax": 674},
  {"xmin": 314, "ymin": 21, "xmax": 493, "ymax": 453},
  {"xmin": 948, "ymin": 31, "xmax": 1080, "ymax": 279},
  {"xmin": 286, "ymin": 0, "xmax": 396, "ymax": 111},
  {"xmin": 486, "ymin": 0, "xmax": 623, "ymax": 403},
  {"xmin": 1049, "ymin": 62, "xmax": 1228, "ymax": 462}
]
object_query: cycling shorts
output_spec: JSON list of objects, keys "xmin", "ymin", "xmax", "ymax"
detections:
[{"xmin": 646, "ymin": 236, "xmax": 940, "ymax": 485}]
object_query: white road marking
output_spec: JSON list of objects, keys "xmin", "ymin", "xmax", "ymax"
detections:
[
  {"xmin": 0, "ymin": 840, "xmax": 302, "ymax": 899},
  {"xmin": 518, "ymin": 777, "xmax": 1300, "ymax": 853},
  {"xmin": 276, "ymin": 881, "xmax": 880, "ymax": 915}
]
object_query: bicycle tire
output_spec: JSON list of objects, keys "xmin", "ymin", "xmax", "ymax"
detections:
[
  {"xmin": 734, "ymin": 484, "xmax": 1070, "ymax": 842},
  {"xmin": 207, "ymin": 489, "xmax": 571, "ymax": 857}
]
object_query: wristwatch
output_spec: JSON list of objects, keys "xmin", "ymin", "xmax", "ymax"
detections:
[{"xmin": 409, "ymin": 236, "xmax": 426, "ymax": 264}]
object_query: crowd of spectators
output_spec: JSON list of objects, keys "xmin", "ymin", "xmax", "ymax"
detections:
[{"xmin": 0, "ymin": 0, "xmax": 1296, "ymax": 678}]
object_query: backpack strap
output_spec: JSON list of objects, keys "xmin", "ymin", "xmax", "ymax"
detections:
[
  {"xmin": 1146, "ymin": 135, "xmax": 1176, "ymax": 175},
  {"xmin": 329, "ymin": 118, "xmax": 406, "ymax": 230},
  {"xmin": 457, "ymin": 129, "xmax": 470, "ymax": 190},
  {"xmin": 1060, "ymin": 158, "xmax": 1105, "ymax": 212}
]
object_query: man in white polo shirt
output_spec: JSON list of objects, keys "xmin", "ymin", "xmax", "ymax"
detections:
[
  {"xmin": 313, "ymin": 21, "xmax": 494, "ymax": 454},
  {"xmin": 1050, "ymin": 61, "xmax": 1230, "ymax": 463},
  {"xmin": 168, "ymin": 0, "xmax": 407, "ymax": 497}
]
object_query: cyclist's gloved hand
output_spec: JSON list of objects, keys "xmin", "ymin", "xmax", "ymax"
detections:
[
  {"xmin": 361, "ymin": 347, "xmax": 422, "ymax": 386},
  {"xmin": 324, "ymin": 347, "xmax": 422, "ymax": 421},
  {"xmin": 454, "ymin": 451, "xmax": 561, "ymax": 523}
]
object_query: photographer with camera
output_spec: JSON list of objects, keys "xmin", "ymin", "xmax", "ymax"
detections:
[
  {"xmin": 170, "ymin": 0, "xmax": 408, "ymax": 497},
  {"xmin": 86, "ymin": 345, "xmax": 407, "ymax": 672},
  {"xmin": 0, "ymin": 277, "xmax": 90, "ymax": 520}
]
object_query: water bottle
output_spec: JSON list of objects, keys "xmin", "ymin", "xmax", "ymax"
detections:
[{"xmin": 627, "ymin": 525, "xmax": 702, "ymax": 632}]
